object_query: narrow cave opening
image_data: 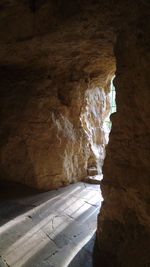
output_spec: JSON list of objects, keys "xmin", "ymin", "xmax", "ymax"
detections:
[
  {"xmin": 103, "ymin": 76, "xmax": 117, "ymax": 144},
  {"xmin": 80, "ymin": 76, "xmax": 116, "ymax": 183}
]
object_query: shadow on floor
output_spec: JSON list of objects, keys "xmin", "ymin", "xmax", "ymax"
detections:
[
  {"xmin": 68, "ymin": 234, "xmax": 96, "ymax": 267},
  {"xmin": 0, "ymin": 181, "xmax": 39, "ymax": 226},
  {"xmin": 0, "ymin": 181, "xmax": 39, "ymax": 200},
  {"xmin": 0, "ymin": 181, "xmax": 101, "ymax": 267},
  {"xmin": 93, "ymin": 235, "xmax": 117, "ymax": 267}
]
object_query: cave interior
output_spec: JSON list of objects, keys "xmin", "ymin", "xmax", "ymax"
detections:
[{"xmin": 0, "ymin": 1, "xmax": 150, "ymax": 267}]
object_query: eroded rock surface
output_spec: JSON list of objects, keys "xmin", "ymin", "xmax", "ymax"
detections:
[
  {"xmin": 0, "ymin": 0, "xmax": 115, "ymax": 189},
  {"xmin": 97, "ymin": 2, "xmax": 150, "ymax": 266},
  {"xmin": 0, "ymin": 1, "xmax": 150, "ymax": 266}
]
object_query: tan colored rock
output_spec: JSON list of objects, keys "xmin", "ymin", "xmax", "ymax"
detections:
[
  {"xmin": 97, "ymin": 3, "xmax": 150, "ymax": 266},
  {"xmin": 0, "ymin": 1, "xmax": 115, "ymax": 190},
  {"xmin": 0, "ymin": 1, "xmax": 149, "ymax": 266}
]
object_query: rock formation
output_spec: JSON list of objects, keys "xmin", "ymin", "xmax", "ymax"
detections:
[
  {"xmin": 0, "ymin": 0, "xmax": 115, "ymax": 190},
  {"xmin": 0, "ymin": 0, "xmax": 149, "ymax": 266},
  {"xmin": 97, "ymin": 2, "xmax": 150, "ymax": 266}
]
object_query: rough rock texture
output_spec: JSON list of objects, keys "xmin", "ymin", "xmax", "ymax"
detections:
[
  {"xmin": 98, "ymin": 2, "xmax": 150, "ymax": 266},
  {"xmin": 0, "ymin": 1, "xmax": 115, "ymax": 190},
  {"xmin": 0, "ymin": 1, "xmax": 150, "ymax": 266},
  {"xmin": 81, "ymin": 87, "xmax": 110, "ymax": 174}
]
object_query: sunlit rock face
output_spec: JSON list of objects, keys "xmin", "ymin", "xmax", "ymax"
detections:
[
  {"xmin": 0, "ymin": 65, "xmax": 91, "ymax": 190},
  {"xmin": 80, "ymin": 86, "xmax": 111, "ymax": 175},
  {"xmin": 0, "ymin": 1, "xmax": 115, "ymax": 189},
  {"xmin": 97, "ymin": 2, "xmax": 150, "ymax": 266}
]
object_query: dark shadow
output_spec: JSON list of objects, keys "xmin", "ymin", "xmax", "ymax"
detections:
[
  {"xmin": 0, "ymin": 180, "xmax": 39, "ymax": 200},
  {"xmin": 0, "ymin": 181, "xmax": 39, "ymax": 226},
  {"xmin": 68, "ymin": 234, "xmax": 96, "ymax": 267},
  {"xmin": 0, "ymin": 63, "xmax": 48, "ymax": 186},
  {"xmin": 93, "ymin": 235, "xmax": 117, "ymax": 267}
]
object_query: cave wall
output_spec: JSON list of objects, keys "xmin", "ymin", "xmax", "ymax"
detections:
[
  {"xmin": 0, "ymin": 62, "xmax": 112, "ymax": 190},
  {"xmin": 80, "ymin": 86, "xmax": 111, "ymax": 174},
  {"xmin": 1, "ymin": 1, "xmax": 149, "ymax": 264},
  {"xmin": 0, "ymin": 0, "xmax": 115, "ymax": 190},
  {"xmin": 97, "ymin": 2, "xmax": 150, "ymax": 266},
  {"xmin": 0, "ymin": 66, "xmax": 89, "ymax": 190}
]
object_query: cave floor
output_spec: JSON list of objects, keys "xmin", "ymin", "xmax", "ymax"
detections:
[{"xmin": 0, "ymin": 182, "xmax": 102, "ymax": 267}]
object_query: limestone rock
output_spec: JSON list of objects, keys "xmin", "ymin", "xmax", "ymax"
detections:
[
  {"xmin": 0, "ymin": 1, "xmax": 150, "ymax": 266},
  {"xmin": 97, "ymin": 2, "xmax": 150, "ymax": 266},
  {"xmin": 0, "ymin": 0, "xmax": 115, "ymax": 190}
]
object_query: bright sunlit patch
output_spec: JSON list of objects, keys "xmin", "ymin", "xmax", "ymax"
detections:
[
  {"xmin": 3, "ymin": 211, "xmax": 73, "ymax": 266},
  {"xmin": 0, "ymin": 183, "xmax": 101, "ymax": 267},
  {"xmin": 62, "ymin": 230, "xmax": 96, "ymax": 267},
  {"xmin": 80, "ymin": 77, "xmax": 116, "ymax": 176},
  {"xmin": 4, "ymin": 229, "xmax": 51, "ymax": 267},
  {"xmin": 80, "ymin": 87, "xmax": 107, "ymax": 175},
  {"xmin": 103, "ymin": 76, "xmax": 116, "ymax": 143},
  {"xmin": 0, "ymin": 186, "xmax": 82, "ymax": 236}
]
